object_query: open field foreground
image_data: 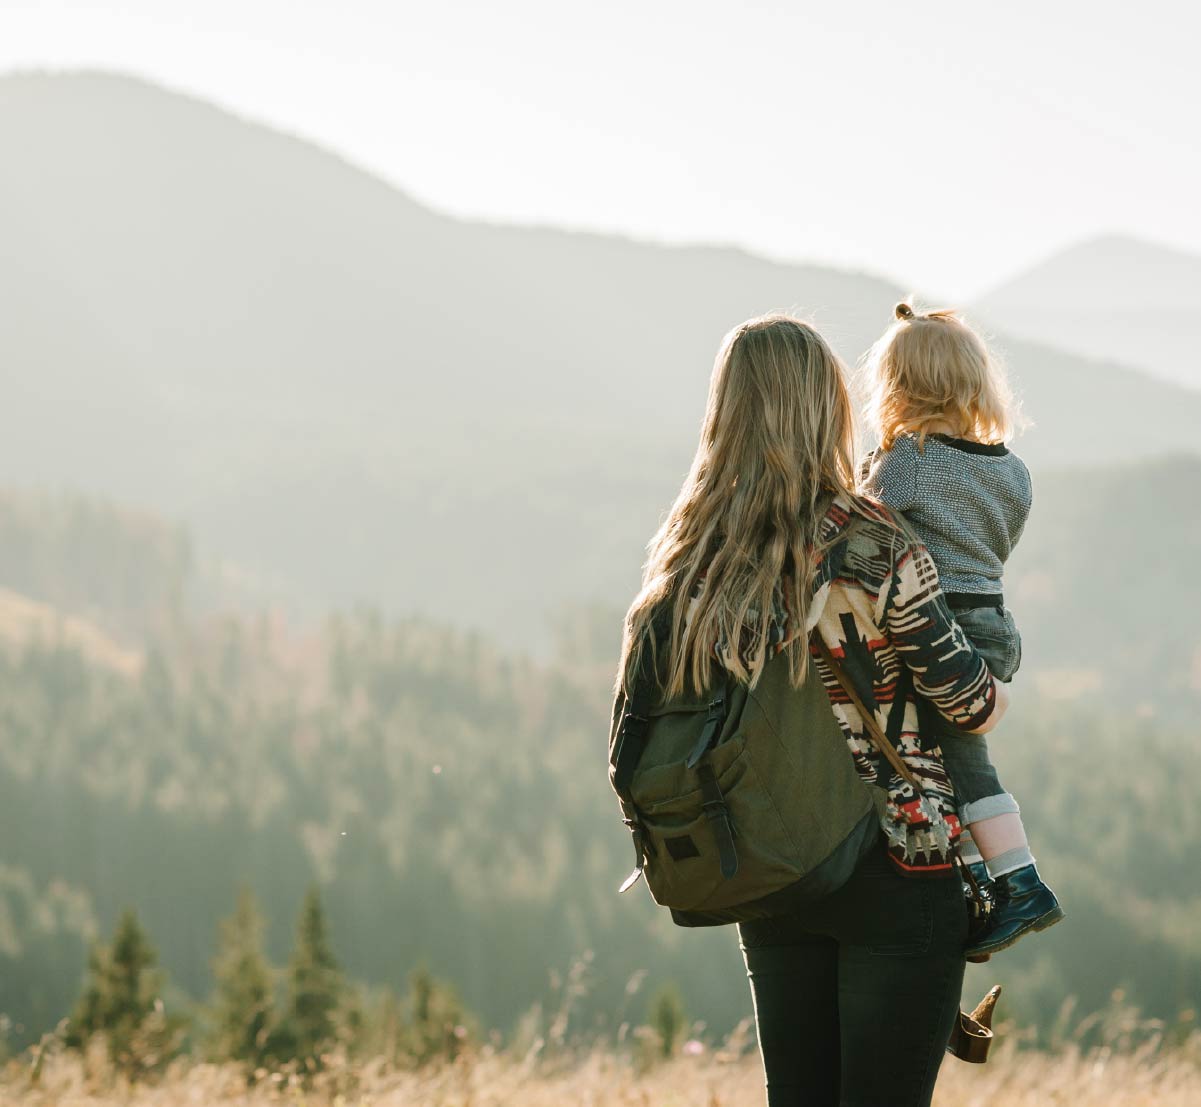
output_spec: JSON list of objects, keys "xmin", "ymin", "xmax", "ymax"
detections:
[{"xmin": 4, "ymin": 1043, "xmax": 1201, "ymax": 1107}]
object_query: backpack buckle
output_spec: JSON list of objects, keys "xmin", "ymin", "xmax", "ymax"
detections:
[
  {"xmin": 619, "ymin": 817, "xmax": 650, "ymax": 893},
  {"xmin": 685, "ymin": 691, "xmax": 727, "ymax": 769},
  {"xmin": 622, "ymin": 710, "xmax": 649, "ymax": 742}
]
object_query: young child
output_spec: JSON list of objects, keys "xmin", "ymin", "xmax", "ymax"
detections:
[{"xmin": 862, "ymin": 302, "xmax": 1063, "ymax": 959}]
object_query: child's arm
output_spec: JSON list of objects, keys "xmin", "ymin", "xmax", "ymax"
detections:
[{"xmin": 863, "ymin": 438, "xmax": 918, "ymax": 514}]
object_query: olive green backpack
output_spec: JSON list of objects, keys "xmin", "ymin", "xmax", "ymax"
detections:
[{"xmin": 608, "ymin": 621, "xmax": 887, "ymax": 927}]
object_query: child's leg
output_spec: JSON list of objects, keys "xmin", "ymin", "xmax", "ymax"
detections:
[
  {"xmin": 937, "ymin": 727, "xmax": 1034, "ymax": 875},
  {"xmin": 941, "ymin": 608, "xmax": 1062, "ymax": 954},
  {"xmin": 943, "ymin": 604, "xmax": 1036, "ymax": 876},
  {"xmin": 970, "ymin": 813, "xmax": 1034, "ymax": 878}
]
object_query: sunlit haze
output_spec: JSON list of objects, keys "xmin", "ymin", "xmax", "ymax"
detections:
[
  {"xmin": 3, "ymin": 2, "xmax": 1201, "ymax": 1093},
  {"xmin": 3, "ymin": 0, "xmax": 1198, "ymax": 298}
]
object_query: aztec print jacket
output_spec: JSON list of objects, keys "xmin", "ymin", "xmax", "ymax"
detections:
[{"xmin": 713, "ymin": 493, "xmax": 997, "ymax": 875}]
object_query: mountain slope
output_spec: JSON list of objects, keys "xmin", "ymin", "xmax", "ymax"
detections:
[
  {"xmin": 2, "ymin": 72, "xmax": 1200, "ymax": 646},
  {"xmin": 0, "ymin": 468, "xmax": 1197, "ymax": 1047},
  {"xmin": 1005, "ymin": 453, "xmax": 1201, "ymax": 711},
  {"xmin": 974, "ymin": 235, "xmax": 1201, "ymax": 390}
]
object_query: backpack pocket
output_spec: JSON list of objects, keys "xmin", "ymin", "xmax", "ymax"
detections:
[
  {"xmin": 633, "ymin": 733, "xmax": 811, "ymax": 912},
  {"xmin": 632, "ymin": 734, "xmax": 748, "ymax": 911}
]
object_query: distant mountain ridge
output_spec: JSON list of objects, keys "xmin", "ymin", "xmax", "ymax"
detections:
[
  {"xmin": 2, "ymin": 71, "xmax": 1199, "ymax": 646},
  {"xmin": 974, "ymin": 234, "xmax": 1201, "ymax": 390},
  {"xmin": 4, "ymin": 450, "xmax": 1196, "ymax": 718}
]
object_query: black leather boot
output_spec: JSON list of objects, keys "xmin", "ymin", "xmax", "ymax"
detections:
[{"xmin": 964, "ymin": 863, "xmax": 1064, "ymax": 958}]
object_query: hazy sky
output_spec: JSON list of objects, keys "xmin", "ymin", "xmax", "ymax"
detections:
[{"xmin": 3, "ymin": 0, "xmax": 1198, "ymax": 298}]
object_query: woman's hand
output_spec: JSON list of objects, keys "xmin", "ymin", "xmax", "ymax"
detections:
[{"xmin": 965, "ymin": 677, "xmax": 1008, "ymax": 734}]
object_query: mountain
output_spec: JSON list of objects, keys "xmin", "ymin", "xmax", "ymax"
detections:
[
  {"xmin": 974, "ymin": 235, "xmax": 1201, "ymax": 390},
  {"xmin": 2, "ymin": 72, "xmax": 1200, "ymax": 648}
]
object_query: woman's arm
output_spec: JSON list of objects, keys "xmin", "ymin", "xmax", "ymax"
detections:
[
  {"xmin": 882, "ymin": 534, "xmax": 999, "ymax": 733},
  {"xmin": 966, "ymin": 677, "xmax": 1008, "ymax": 734}
]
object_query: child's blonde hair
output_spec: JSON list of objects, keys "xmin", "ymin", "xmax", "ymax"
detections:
[{"xmin": 865, "ymin": 302, "xmax": 1016, "ymax": 450}]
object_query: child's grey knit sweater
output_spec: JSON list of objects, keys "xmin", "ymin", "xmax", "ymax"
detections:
[{"xmin": 864, "ymin": 434, "xmax": 1032, "ymax": 595}]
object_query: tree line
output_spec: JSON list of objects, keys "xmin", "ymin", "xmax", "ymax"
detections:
[
  {"xmin": 55, "ymin": 885, "xmax": 471, "ymax": 1079},
  {"xmin": 40, "ymin": 883, "xmax": 696, "ymax": 1082},
  {"xmin": 0, "ymin": 489, "xmax": 1198, "ymax": 1055}
]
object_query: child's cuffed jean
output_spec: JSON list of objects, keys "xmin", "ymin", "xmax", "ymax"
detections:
[{"xmin": 938, "ymin": 603, "xmax": 1022, "ymax": 823}]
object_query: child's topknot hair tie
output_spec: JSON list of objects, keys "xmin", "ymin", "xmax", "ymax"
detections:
[{"xmin": 894, "ymin": 302, "xmax": 915, "ymax": 321}]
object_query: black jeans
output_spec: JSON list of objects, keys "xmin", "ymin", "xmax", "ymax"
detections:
[{"xmin": 737, "ymin": 842, "xmax": 968, "ymax": 1107}]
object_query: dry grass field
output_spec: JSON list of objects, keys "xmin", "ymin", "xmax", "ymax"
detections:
[{"xmin": 4, "ymin": 1038, "xmax": 1201, "ymax": 1107}]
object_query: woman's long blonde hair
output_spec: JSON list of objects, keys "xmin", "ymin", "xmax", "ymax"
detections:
[
  {"xmin": 865, "ymin": 302, "xmax": 1016, "ymax": 450},
  {"xmin": 618, "ymin": 314, "xmax": 859, "ymax": 699}
]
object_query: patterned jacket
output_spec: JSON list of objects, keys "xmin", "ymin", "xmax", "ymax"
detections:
[{"xmin": 715, "ymin": 493, "xmax": 997, "ymax": 875}]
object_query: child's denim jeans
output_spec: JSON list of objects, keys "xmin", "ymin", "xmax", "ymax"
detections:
[{"xmin": 938, "ymin": 604, "xmax": 1022, "ymax": 824}]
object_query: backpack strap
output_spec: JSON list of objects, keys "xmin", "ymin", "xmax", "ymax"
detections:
[
  {"xmin": 612, "ymin": 614, "xmax": 734, "ymax": 891},
  {"xmin": 813, "ymin": 636, "xmax": 924, "ymax": 794},
  {"xmin": 610, "ymin": 649, "xmax": 657, "ymax": 801},
  {"xmin": 697, "ymin": 761, "xmax": 739, "ymax": 879},
  {"xmin": 612, "ymin": 604, "xmax": 730, "ymax": 797},
  {"xmin": 611, "ymin": 637, "xmax": 659, "ymax": 892},
  {"xmin": 886, "ymin": 663, "xmax": 914, "ymax": 752},
  {"xmin": 812, "ymin": 635, "xmax": 991, "ymax": 908}
]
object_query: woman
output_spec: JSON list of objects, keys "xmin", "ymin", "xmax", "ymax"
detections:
[{"xmin": 616, "ymin": 315, "xmax": 1008, "ymax": 1106}]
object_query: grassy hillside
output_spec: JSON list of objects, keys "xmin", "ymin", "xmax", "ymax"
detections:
[{"xmin": 4, "ymin": 1035, "xmax": 1201, "ymax": 1106}]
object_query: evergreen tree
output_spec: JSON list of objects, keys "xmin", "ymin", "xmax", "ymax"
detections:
[
  {"xmin": 373, "ymin": 986, "xmax": 404, "ymax": 1063},
  {"xmin": 66, "ymin": 908, "xmax": 180, "ymax": 1073},
  {"xmin": 280, "ymin": 886, "xmax": 343, "ymax": 1065},
  {"xmin": 209, "ymin": 887, "xmax": 274, "ymax": 1067},
  {"xmin": 406, "ymin": 966, "xmax": 471, "ymax": 1064},
  {"xmin": 647, "ymin": 982, "xmax": 687, "ymax": 1058}
]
